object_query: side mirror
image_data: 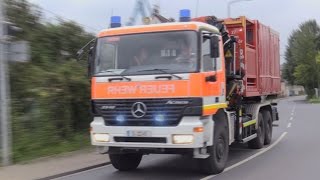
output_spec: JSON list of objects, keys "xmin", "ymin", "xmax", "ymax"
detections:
[
  {"xmin": 210, "ymin": 36, "xmax": 220, "ymax": 58},
  {"xmin": 88, "ymin": 47, "xmax": 94, "ymax": 77}
]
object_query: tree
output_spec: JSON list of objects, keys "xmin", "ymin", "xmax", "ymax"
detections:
[
  {"xmin": 283, "ymin": 20, "xmax": 320, "ymax": 97},
  {"xmin": 282, "ymin": 32, "xmax": 298, "ymax": 85},
  {"xmin": 5, "ymin": 0, "xmax": 95, "ymax": 161}
]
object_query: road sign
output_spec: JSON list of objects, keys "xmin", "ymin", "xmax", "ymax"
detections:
[{"xmin": 8, "ymin": 41, "xmax": 30, "ymax": 62}]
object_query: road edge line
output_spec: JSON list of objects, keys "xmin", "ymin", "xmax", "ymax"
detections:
[
  {"xmin": 200, "ymin": 132, "xmax": 288, "ymax": 180},
  {"xmin": 37, "ymin": 162, "xmax": 111, "ymax": 180}
]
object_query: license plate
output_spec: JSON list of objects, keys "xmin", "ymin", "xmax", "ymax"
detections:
[{"xmin": 127, "ymin": 130, "xmax": 152, "ymax": 137}]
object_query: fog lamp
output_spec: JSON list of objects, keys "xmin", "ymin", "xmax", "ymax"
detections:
[
  {"xmin": 172, "ymin": 135, "xmax": 194, "ymax": 144},
  {"xmin": 93, "ymin": 133, "xmax": 110, "ymax": 142}
]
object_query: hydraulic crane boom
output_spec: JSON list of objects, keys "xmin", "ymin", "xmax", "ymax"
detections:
[{"xmin": 126, "ymin": 0, "xmax": 152, "ymax": 26}]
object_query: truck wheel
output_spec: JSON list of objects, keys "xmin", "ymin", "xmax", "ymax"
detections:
[
  {"xmin": 263, "ymin": 110, "xmax": 273, "ymax": 145},
  {"xmin": 248, "ymin": 112, "xmax": 265, "ymax": 149},
  {"xmin": 199, "ymin": 113, "xmax": 229, "ymax": 174},
  {"xmin": 109, "ymin": 153, "xmax": 142, "ymax": 171}
]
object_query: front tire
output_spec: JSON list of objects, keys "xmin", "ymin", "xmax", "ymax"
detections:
[
  {"xmin": 109, "ymin": 153, "xmax": 142, "ymax": 171},
  {"xmin": 248, "ymin": 112, "xmax": 265, "ymax": 149},
  {"xmin": 199, "ymin": 112, "xmax": 229, "ymax": 174}
]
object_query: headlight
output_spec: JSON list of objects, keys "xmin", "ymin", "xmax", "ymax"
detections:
[
  {"xmin": 93, "ymin": 133, "xmax": 110, "ymax": 142},
  {"xmin": 172, "ymin": 135, "xmax": 194, "ymax": 144}
]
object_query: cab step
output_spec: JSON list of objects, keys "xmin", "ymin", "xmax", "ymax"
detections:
[{"xmin": 240, "ymin": 133, "xmax": 257, "ymax": 143}]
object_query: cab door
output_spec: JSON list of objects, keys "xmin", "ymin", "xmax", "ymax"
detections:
[{"xmin": 201, "ymin": 32, "xmax": 226, "ymax": 115}]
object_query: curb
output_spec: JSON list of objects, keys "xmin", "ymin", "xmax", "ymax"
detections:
[{"xmin": 37, "ymin": 162, "xmax": 111, "ymax": 180}]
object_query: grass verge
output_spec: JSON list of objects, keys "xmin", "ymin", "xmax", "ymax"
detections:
[
  {"xmin": 13, "ymin": 133, "xmax": 90, "ymax": 163},
  {"xmin": 309, "ymin": 98, "xmax": 320, "ymax": 103}
]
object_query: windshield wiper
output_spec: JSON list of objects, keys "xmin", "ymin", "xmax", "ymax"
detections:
[
  {"xmin": 101, "ymin": 70, "xmax": 131, "ymax": 82},
  {"xmin": 138, "ymin": 68, "xmax": 182, "ymax": 80}
]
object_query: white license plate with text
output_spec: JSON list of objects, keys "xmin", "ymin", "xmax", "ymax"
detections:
[{"xmin": 127, "ymin": 130, "xmax": 152, "ymax": 137}]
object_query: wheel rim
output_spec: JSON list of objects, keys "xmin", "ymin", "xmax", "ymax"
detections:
[{"xmin": 216, "ymin": 136, "xmax": 226, "ymax": 162}]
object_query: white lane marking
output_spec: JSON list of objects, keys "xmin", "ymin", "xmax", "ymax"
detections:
[
  {"xmin": 291, "ymin": 112, "xmax": 294, "ymax": 116},
  {"xmin": 54, "ymin": 164, "xmax": 113, "ymax": 180},
  {"xmin": 287, "ymin": 123, "xmax": 292, "ymax": 128},
  {"xmin": 200, "ymin": 132, "xmax": 288, "ymax": 180},
  {"xmin": 290, "ymin": 117, "xmax": 293, "ymax": 121}
]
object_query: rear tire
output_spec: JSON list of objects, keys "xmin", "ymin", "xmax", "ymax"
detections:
[
  {"xmin": 263, "ymin": 110, "xmax": 273, "ymax": 145},
  {"xmin": 248, "ymin": 112, "xmax": 265, "ymax": 149},
  {"xmin": 199, "ymin": 112, "xmax": 229, "ymax": 174},
  {"xmin": 109, "ymin": 153, "xmax": 142, "ymax": 171}
]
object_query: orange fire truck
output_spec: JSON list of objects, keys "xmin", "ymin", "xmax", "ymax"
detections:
[{"xmin": 86, "ymin": 10, "xmax": 280, "ymax": 174}]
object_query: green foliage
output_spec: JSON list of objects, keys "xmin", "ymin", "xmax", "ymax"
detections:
[
  {"xmin": 282, "ymin": 20, "xmax": 320, "ymax": 97},
  {"xmin": 309, "ymin": 98, "xmax": 320, "ymax": 104},
  {"xmin": 317, "ymin": 52, "xmax": 320, "ymax": 64},
  {"xmin": 282, "ymin": 31, "xmax": 298, "ymax": 85},
  {"xmin": 6, "ymin": 0, "xmax": 94, "ymax": 162}
]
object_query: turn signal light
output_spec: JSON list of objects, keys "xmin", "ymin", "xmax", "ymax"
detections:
[{"xmin": 193, "ymin": 127, "xmax": 204, "ymax": 133}]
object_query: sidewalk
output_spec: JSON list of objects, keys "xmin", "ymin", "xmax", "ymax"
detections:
[{"xmin": 0, "ymin": 148, "xmax": 109, "ymax": 180}]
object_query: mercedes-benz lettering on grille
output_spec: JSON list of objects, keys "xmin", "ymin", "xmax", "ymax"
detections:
[{"xmin": 93, "ymin": 98, "xmax": 202, "ymax": 126}]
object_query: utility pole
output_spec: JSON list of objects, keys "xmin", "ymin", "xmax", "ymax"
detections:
[
  {"xmin": 195, "ymin": 0, "xmax": 199, "ymax": 17},
  {"xmin": 0, "ymin": 0, "xmax": 12, "ymax": 166}
]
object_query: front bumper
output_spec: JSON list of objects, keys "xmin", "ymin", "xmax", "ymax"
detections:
[{"xmin": 90, "ymin": 116, "xmax": 213, "ymax": 149}]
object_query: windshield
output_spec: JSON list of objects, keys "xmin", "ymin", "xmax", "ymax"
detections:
[{"xmin": 94, "ymin": 31, "xmax": 198, "ymax": 76}]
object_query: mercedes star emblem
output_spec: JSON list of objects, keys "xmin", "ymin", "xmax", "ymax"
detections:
[{"xmin": 131, "ymin": 102, "xmax": 147, "ymax": 118}]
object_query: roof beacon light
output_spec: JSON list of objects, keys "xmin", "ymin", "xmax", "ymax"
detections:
[
  {"xmin": 110, "ymin": 16, "xmax": 121, "ymax": 28},
  {"xmin": 180, "ymin": 9, "xmax": 191, "ymax": 22}
]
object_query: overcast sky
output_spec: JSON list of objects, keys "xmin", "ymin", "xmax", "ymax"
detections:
[{"xmin": 28, "ymin": 0, "xmax": 320, "ymax": 62}]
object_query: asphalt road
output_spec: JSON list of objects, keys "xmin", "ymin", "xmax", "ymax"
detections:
[{"xmin": 57, "ymin": 96, "xmax": 320, "ymax": 180}]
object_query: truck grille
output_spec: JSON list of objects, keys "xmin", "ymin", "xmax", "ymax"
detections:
[{"xmin": 92, "ymin": 98, "xmax": 202, "ymax": 126}]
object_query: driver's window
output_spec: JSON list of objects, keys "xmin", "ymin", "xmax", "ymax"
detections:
[
  {"xmin": 96, "ymin": 43, "xmax": 116, "ymax": 73},
  {"xmin": 202, "ymin": 37, "xmax": 215, "ymax": 72}
]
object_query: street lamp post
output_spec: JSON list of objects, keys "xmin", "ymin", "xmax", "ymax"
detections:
[
  {"xmin": 0, "ymin": 0, "xmax": 12, "ymax": 166},
  {"xmin": 227, "ymin": 0, "xmax": 253, "ymax": 18},
  {"xmin": 0, "ymin": 1, "xmax": 28, "ymax": 166},
  {"xmin": 195, "ymin": 0, "xmax": 200, "ymax": 17}
]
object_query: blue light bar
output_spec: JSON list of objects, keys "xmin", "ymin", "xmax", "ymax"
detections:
[
  {"xmin": 110, "ymin": 16, "xmax": 121, "ymax": 28},
  {"xmin": 180, "ymin": 9, "xmax": 191, "ymax": 22}
]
